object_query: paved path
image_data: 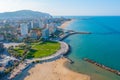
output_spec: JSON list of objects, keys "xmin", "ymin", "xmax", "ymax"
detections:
[{"xmin": 26, "ymin": 41, "xmax": 69, "ymax": 63}]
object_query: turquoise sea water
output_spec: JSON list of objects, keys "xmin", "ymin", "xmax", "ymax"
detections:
[{"xmin": 63, "ymin": 16, "xmax": 120, "ymax": 80}]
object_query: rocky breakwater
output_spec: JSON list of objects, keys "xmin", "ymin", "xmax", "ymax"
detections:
[{"xmin": 83, "ymin": 58, "xmax": 120, "ymax": 76}]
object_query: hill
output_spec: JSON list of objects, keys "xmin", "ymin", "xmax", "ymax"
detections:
[{"xmin": 0, "ymin": 10, "xmax": 52, "ymax": 19}]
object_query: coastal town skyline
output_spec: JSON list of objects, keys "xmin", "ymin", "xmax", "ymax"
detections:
[
  {"xmin": 0, "ymin": 0, "xmax": 120, "ymax": 80},
  {"xmin": 0, "ymin": 9, "xmax": 74, "ymax": 80},
  {"xmin": 0, "ymin": 0, "xmax": 120, "ymax": 16}
]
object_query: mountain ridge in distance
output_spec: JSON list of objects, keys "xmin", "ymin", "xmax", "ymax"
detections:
[{"xmin": 0, "ymin": 10, "xmax": 52, "ymax": 19}]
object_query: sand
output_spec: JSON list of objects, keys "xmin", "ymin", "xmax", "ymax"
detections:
[
  {"xmin": 24, "ymin": 58, "xmax": 90, "ymax": 80},
  {"xmin": 60, "ymin": 19, "xmax": 74, "ymax": 28}
]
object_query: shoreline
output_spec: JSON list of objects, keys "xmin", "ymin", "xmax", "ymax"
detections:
[
  {"xmin": 59, "ymin": 19, "xmax": 74, "ymax": 29},
  {"xmin": 12, "ymin": 19, "xmax": 91, "ymax": 80},
  {"xmin": 8, "ymin": 41, "xmax": 69, "ymax": 80},
  {"xmin": 24, "ymin": 58, "xmax": 90, "ymax": 80},
  {"xmin": 84, "ymin": 58, "xmax": 120, "ymax": 76},
  {"xmin": 23, "ymin": 17, "xmax": 120, "ymax": 80},
  {"xmin": 11, "ymin": 19, "xmax": 91, "ymax": 80}
]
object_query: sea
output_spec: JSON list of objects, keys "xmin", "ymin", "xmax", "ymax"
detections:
[{"xmin": 63, "ymin": 16, "xmax": 120, "ymax": 80}]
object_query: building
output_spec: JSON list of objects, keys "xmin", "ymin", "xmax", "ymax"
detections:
[
  {"xmin": 30, "ymin": 21, "xmax": 34, "ymax": 29},
  {"xmin": 17, "ymin": 35, "xmax": 24, "ymax": 41},
  {"xmin": 0, "ymin": 42, "xmax": 4, "ymax": 53},
  {"xmin": 30, "ymin": 29, "xmax": 41, "ymax": 39},
  {"xmin": 38, "ymin": 19, "xmax": 44, "ymax": 28},
  {"xmin": 0, "ymin": 67, "xmax": 4, "ymax": 73},
  {"xmin": 48, "ymin": 23, "xmax": 57, "ymax": 35},
  {"xmin": 30, "ymin": 30, "xmax": 38, "ymax": 39},
  {"xmin": 0, "ymin": 56, "xmax": 17, "ymax": 72},
  {"xmin": 38, "ymin": 19, "xmax": 42, "ymax": 28},
  {"xmin": 17, "ymin": 25, "xmax": 21, "ymax": 35},
  {"xmin": 42, "ymin": 24, "xmax": 49, "ymax": 39},
  {"xmin": 0, "ymin": 35, "xmax": 4, "ymax": 41},
  {"xmin": 20, "ymin": 23, "xmax": 28, "ymax": 37}
]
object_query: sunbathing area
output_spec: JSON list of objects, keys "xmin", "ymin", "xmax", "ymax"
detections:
[{"xmin": 24, "ymin": 58, "xmax": 90, "ymax": 80}]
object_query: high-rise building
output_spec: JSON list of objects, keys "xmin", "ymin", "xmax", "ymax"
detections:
[
  {"xmin": 38, "ymin": 19, "xmax": 44, "ymax": 28},
  {"xmin": 30, "ymin": 30, "xmax": 38, "ymax": 39},
  {"xmin": 48, "ymin": 23, "xmax": 57, "ymax": 34},
  {"xmin": 0, "ymin": 35, "xmax": 4, "ymax": 41},
  {"xmin": 20, "ymin": 23, "xmax": 28, "ymax": 37},
  {"xmin": 0, "ymin": 42, "xmax": 4, "ymax": 53},
  {"xmin": 42, "ymin": 24, "xmax": 49, "ymax": 39},
  {"xmin": 31, "ymin": 21, "xmax": 34, "ymax": 29}
]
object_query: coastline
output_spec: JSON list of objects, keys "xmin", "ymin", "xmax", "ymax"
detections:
[
  {"xmin": 12, "ymin": 17, "xmax": 120, "ymax": 80},
  {"xmin": 12, "ymin": 41, "xmax": 90, "ymax": 80},
  {"xmin": 13, "ymin": 19, "xmax": 91, "ymax": 80},
  {"xmin": 9, "ymin": 41, "xmax": 69, "ymax": 80},
  {"xmin": 24, "ymin": 58, "xmax": 90, "ymax": 80},
  {"xmin": 59, "ymin": 17, "xmax": 120, "ymax": 80},
  {"xmin": 59, "ymin": 19, "xmax": 74, "ymax": 29}
]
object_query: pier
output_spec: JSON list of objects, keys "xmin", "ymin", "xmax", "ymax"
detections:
[
  {"xmin": 64, "ymin": 56, "xmax": 74, "ymax": 64},
  {"xmin": 60, "ymin": 30, "xmax": 92, "ymax": 41},
  {"xmin": 83, "ymin": 58, "xmax": 120, "ymax": 76}
]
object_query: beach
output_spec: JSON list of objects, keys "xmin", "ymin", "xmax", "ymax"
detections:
[
  {"xmin": 24, "ymin": 58, "xmax": 90, "ymax": 80},
  {"xmin": 59, "ymin": 19, "xmax": 74, "ymax": 28},
  {"xmin": 15, "ymin": 19, "xmax": 91, "ymax": 80},
  {"xmin": 23, "ymin": 19, "xmax": 91, "ymax": 80}
]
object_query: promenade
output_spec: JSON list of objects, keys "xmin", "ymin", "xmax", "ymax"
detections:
[
  {"xmin": 59, "ymin": 30, "xmax": 91, "ymax": 41},
  {"xmin": 26, "ymin": 41, "xmax": 69, "ymax": 63}
]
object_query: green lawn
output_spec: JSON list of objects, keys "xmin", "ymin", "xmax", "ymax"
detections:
[
  {"xmin": 13, "ymin": 47, "xmax": 25, "ymax": 56},
  {"xmin": 26, "ymin": 41, "xmax": 60, "ymax": 59}
]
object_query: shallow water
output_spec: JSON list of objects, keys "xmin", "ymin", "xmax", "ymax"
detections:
[{"xmin": 64, "ymin": 16, "xmax": 120, "ymax": 80}]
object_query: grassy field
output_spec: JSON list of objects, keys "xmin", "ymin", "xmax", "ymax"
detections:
[
  {"xmin": 13, "ymin": 47, "xmax": 24, "ymax": 57},
  {"xmin": 26, "ymin": 41, "xmax": 60, "ymax": 59}
]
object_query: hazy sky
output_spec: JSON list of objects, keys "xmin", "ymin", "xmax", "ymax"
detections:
[{"xmin": 0, "ymin": 0, "xmax": 120, "ymax": 16}]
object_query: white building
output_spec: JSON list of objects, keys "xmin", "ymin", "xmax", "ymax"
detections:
[
  {"xmin": 0, "ymin": 56, "xmax": 17, "ymax": 68},
  {"xmin": 30, "ymin": 30, "xmax": 38, "ymax": 39},
  {"xmin": 38, "ymin": 19, "xmax": 44, "ymax": 28},
  {"xmin": 42, "ymin": 25, "xmax": 49, "ymax": 39},
  {"xmin": 30, "ymin": 21, "xmax": 34, "ymax": 29},
  {"xmin": 0, "ymin": 42, "xmax": 4, "ymax": 52},
  {"xmin": 0, "ymin": 35, "xmax": 4, "ymax": 41},
  {"xmin": 20, "ymin": 23, "xmax": 28, "ymax": 37},
  {"xmin": 48, "ymin": 23, "xmax": 57, "ymax": 34},
  {"xmin": 17, "ymin": 35, "xmax": 24, "ymax": 41}
]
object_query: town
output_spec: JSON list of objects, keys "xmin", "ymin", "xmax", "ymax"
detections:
[{"xmin": 0, "ymin": 11, "xmax": 71, "ymax": 79}]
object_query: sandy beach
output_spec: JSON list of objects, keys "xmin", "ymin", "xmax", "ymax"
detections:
[
  {"xmin": 60, "ymin": 19, "xmax": 74, "ymax": 28},
  {"xmin": 22, "ymin": 19, "xmax": 90, "ymax": 80},
  {"xmin": 24, "ymin": 58, "xmax": 90, "ymax": 80},
  {"xmin": 11, "ymin": 19, "xmax": 90, "ymax": 80}
]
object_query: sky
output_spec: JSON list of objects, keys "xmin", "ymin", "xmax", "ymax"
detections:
[{"xmin": 0, "ymin": 0, "xmax": 120, "ymax": 16}]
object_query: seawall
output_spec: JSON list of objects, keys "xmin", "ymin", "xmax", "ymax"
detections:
[{"xmin": 83, "ymin": 58, "xmax": 120, "ymax": 76}]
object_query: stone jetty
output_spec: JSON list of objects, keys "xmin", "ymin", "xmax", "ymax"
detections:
[{"xmin": 83, "ymin": 58, "xmax": 120, "ymax": 76}]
